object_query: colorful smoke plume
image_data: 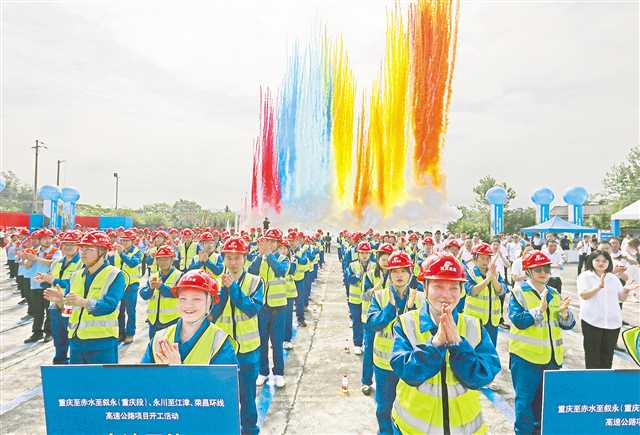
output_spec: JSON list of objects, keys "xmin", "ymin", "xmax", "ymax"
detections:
[{"xmin": 250, "ymin": 0, "xmax": 460, "ymax": 225}]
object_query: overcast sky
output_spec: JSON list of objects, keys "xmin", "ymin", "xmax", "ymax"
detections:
[{"xmin": 2, "ymin": 0, "xmax": 638, "ymax": 214}]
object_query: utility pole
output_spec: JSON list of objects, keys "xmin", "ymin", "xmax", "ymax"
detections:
[
  {"xmin": 32, "ymin": 139, "xmax": 47, "ymax": 212},
  {"xmin": 113, "ymin": 172, "xmax": 119, "ymax": 209},
  {"xmin": 56, "ymin": 160, "xmax": 65, "ymax": 185}
]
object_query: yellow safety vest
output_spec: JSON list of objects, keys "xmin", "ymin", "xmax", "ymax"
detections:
[
  {"xmin": 293, "ymin": 247, "xmax": 308, "ymax": 280},
  {"xmin": 372, "ymin": 288, "xmax": 425, "ymax": 370},
  {"xmin": 148, "ymin": 247, "xmax": 159, "ymax": 274},
  {"xmin": 178, "ymin": 242, "xmax": 198, "ymax": 271},
  {"xmin": 147, "ymin": 268, "xmax": 181, "ymax": 325},
  {"xmin": 508, "ymin": 284, "xmax": 565, "ymax": 365},
  {"xmin": 259, "ymin": 256, "xmax": 288, "ymax": 308},
  {"xmin": 348, "ymin": 260, "xmax": 371, "ymax": 305},
  {"xmin": 463, "ymin": 267, "xmax": 502, "ymax": 327},
  {"xmin": 68, "ymin": 265, "xmax": 121, "ymax": 340},
  {"xmin": 114, "ymin": 247, "xmax": 142, "ymax": 285},
  {"xmin": 285, "ymin": 261, "xmax": 298, "ymax": 299},
  {"xmin": 191, "ymin": 252, "xmax": 221, "ymax": 280},
  {"xmin": 392, "ymin": 311, "xmax": 487, "ymax": 434},
  {"xmin": 50, "ymin": 256, "xmax": 82, "ymax": 282},
  {"xmin": 622, "ymin": 327, "xmax": 640, "ymax": 367},
  {"xmin": 362, "ymin": 269, "xmax": 386, "ymax": 323},
  {"xmin": 215, "ymin": 272, "xmax": 262, "ymax": 354},
  {"xmin": 152, "ymin": 321, "xmax": 236, "ymax": 364}
]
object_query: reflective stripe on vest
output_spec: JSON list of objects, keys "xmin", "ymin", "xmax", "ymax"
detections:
[
  {"xmin": 178, "ymin": 242, "xmax": 197, "ymax": 270},
  {"xmin": 259, "ymin": 257, "xmax": 287, "ymax": 308},
  {"xmin": 508, "ymin": 285, "xmax": 564, "ymax": 365},
  {"xmin": 463, "ymin": 267, "xmax": 502, "ymax": 327},
  {"xmin": 147, "ymin": 268, "xmax": 181, "ymax": 325},
  {"xmin": 373, "ymin": 288, "xmax": 425, "ymax": 371},
  {"xmin": 50, "ymin": 257, "xmax": 82, "ymax": 281},
  {"xmin": 392, "ymin": 310, "xmax": 486, "ymax": 435},
  {"xmin": 192, "ymin": 253, "xmax": 221, "ymax": 279},
  {"xmin": 153, "ymin": 322, "xmax": 236, "ymax": 364},
  {"xmin": 215, "ymin": 273, "xmax": 262, "ymax": 354},
  {"xmin": 68, "ymin": 266, "xmax": 120, "ymax": 340},
  {"xmin": 114, "ymin": 247, "xmax": 141, "ymax": 285},
  {"xmin": 361, "ymin": 269, "xmax": 385, "ymax": 324},
  {"xmin": 348, "ymin": 261, "xmax": 369, "ymax": 305},
  {"xmin": 286, "ymin": 262, "xmax": 298, "ymax": 299}
]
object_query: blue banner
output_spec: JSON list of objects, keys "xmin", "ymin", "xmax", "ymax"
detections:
[
  {"xmin": 542, "ymin": 369, "xmax": 640, "ymax": 435},
  {"xmin": 41, "ymin": 364, "xmax": 240, "ymax": 435}
]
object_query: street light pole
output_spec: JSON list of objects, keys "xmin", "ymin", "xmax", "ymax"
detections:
[
  {"xmin": 56, "ymin": 160, "xmax": 65, "ymax": 186},
  {"xmin": 32, "ymin": 139, "xmax": 47, "ymax": 212},
  {"xmin": 113, "ymin": 172, "xmax": 119, "ymax": 209}
]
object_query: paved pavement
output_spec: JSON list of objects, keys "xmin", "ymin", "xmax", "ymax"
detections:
[{"xmin": 0, "ymin": 251, "xmax": 638, "ymax": 434}]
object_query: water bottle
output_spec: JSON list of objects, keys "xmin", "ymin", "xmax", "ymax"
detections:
[{"xmin": 341, "ymin": 375, "xmax": 349, "ymax": 393}]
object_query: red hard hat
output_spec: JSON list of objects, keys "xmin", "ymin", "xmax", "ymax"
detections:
[
  {"xmin": 522, "ymin": 250, "xmax": 552, "ymax": 270},
  {"xmin": 78, "ymin": 231, "xmax": 113, "ymax": 250},
  {"xmin": 351, "ymin": 232, "xmax": 363, "ymax": 242},
  {"xmin": 280, "ymin": 240, "xmax": 291, "ymax": 248},
  {"xmin": 376, "ymin": 243, "xmax": 394, "ymax": 255},
  {"xmin": 116, "ymin": 226, "xmax": 125, "ymax": 232},
  {"xmin": 120, "ymin": 229, "xmax": 136, "ymax": 240},
  {"xmin": 419, "ymin": 254, "xmax": 466, "ymax": 282},
  {"xmin": 199, "ymin": 231, "xmax": 215, "ymax": 242},
  {"xmin": 408, "ymin": 233, "xmax": 418, "ymax": 242},
  {"xmin": 155, "ymin": 245, "xmax": 175, "ymax": 258},
  {"xmin": 264, "ymin": 228, "xmax": 283, "ymax": 241},
  {"xmin": 169, "ymin": 227, "xmax": 178, "ymax": 235},
  {"xmin": 41, "ymin": 228, "xmax": 54, "ymax": 238},
  {"xmin": 155, "ymin": 230, "xmax": 170, "ymax": 240},
  {"xmin": 357, "ymin": 241, "xmax": 372, "ymax": 253},
  {"xmin": 58, "ymin": 231, "xmax": 81, "ymax": 244},
  {"xmin": 287, "ymin": 231, "xmax": 298, "ymax": 241},
  {"xmin": 386, "ymin": 251, "xmax": 413, "ymax": 270},
  {"xmin": 242, "ymin": 234, "xmax": 251, "ymax": 242},
  {"xmin": 181, "ymin": 228, "xmax": 194, "ymax": 237},
  {"xmin": 172, "ymin": 269, "xmax": 219, "ymax": 303},
  {"xmin": 445, "ymin": 239, "xmax": 461, "ymax": 249},
  {"xmin": 422, "ymin": 237, "xmax": 434, "ymax": 246},
  {"xmin": 107, "ymin": 230, "xmax": 118, "ymax": 238},
  {"xmin": 221, "ymin": 236, "xmax": 248, "ymax": 254},
  {"xmin": 20, "ymin": 228, "xmax": 31, "ymax": 236},
  {"xmin": 472, "ymin": 242, "xmax": 492, "ymax": 257}
]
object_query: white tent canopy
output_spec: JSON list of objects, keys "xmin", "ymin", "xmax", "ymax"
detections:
[{"xmin": 611, "ymin": 199, "xmax": 640, "ymax": 220}]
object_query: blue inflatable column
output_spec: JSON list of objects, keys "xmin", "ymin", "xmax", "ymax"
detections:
[
  {"xmin": 485, "ymin": 186, "xmax": 508, "ymax": 237},
  {"xmin": 611, "ymin": 219, "xmax": 621, "ymax": 237},
  {"xmin": 61, "ymin": 187, "xmax": 81, "ymax": 229},
  {"xmin": 0, "ymin": 176, "xmax": 6, "ymax": 193},
  {"xmin": 531, "ymin": 188, "xmax": 555, "ymax": 224},
  {"xmin": 38, "ymin": 185, "xmax": 62, "ymax": 230},
  {"xmin": 562, "ymin": 186, "xmax": 588, "ymax": 226}
]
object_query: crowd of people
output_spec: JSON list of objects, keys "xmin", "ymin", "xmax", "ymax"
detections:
[{"xmin": 1, "ymin": 225, "xmax": 639, "ymax": 434}]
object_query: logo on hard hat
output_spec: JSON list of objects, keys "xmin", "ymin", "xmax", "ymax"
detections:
[
  {"xmin": 440, "ymin": 261, "xmax": 456, "ymax": 273},
  {"xmin": 536, "ymin": 254, "xmax": 544, "ymax": 261}
]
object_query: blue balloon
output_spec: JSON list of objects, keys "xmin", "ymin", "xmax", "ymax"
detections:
[
  {"xmin": 562, "ymin": 186, "xmax": 588, "ymax": 206},
  {"xmin": 38, "ymin": 185, "xmax": 62, "ymax": 201},
  {"xmin": 485, "ymin": 186, "xmax": 508, "ymax": 205},
  {"xmin": 531, "ymin": 187, "xmax": 555, "ymax": 205},
  {"xmin": 0, "ymin": 176, "xmax": 5, "ymax": 193},
  {"xmin": 61, "ymin": 187, "xmax": 80, "ymax": 203}
]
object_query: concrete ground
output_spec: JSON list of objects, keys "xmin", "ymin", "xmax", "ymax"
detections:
[{"xmin": 0, "ymin": 250, "xmax": 638, "ymax": 434}]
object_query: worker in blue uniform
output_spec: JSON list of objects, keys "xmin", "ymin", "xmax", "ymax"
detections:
[
  {"xmin": 45, "ymin": 231, "xmax": 125, "ymax": 364},
  {"xmin": 390, "ymin": 253, "xmax": 501, "ymax": 434},
  {"xmin": 141, "ymin": 269, "xmax": 237, "ymax": 365},
  {"xmin": 113, "ymin": 229, "xmax": 142, "ymax": 344},
  {"xmin": 509, "ymin": 250, "xmax": 575, "ymax": 435}
]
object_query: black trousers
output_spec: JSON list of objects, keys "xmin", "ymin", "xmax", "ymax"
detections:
[
  {"xmin": 30, "ymin": 289, "xmax": 51, "ymax": 336},
  {"xmin": 547, "ymin": 277, "xmax": 562, "ymax": 294},
  {"xmin": 8, "ymin": 260, "xmax": 17, "ymax": 278},
  {"xmin": 581, "ymin": 320, "xmax": 620, "ymax": 369},
  {"xmin": 577, "ymin": 254, "xmax": 588, "ymax": 275}
]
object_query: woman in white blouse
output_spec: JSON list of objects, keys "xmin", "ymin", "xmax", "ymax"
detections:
[{"xmin": 577, "ymin": 250, "xmax": 639, "ymax": 369}]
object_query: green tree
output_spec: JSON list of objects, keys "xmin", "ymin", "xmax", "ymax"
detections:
[
  {"xmin": 447, "ymin": 206, "xmax": 490, "ymax": 241},
  {"xmin": 504, "ymin": 207, "xmax": 536, "ymax": 234},
  {"xmin": 473, "ymin": 175, "xmax": 516, "ymax": 208},
  {"xmin": 0, "ymin": 171, "xmax": 38, "ymax": 212},
  {"xmin": 603, "ymin": 145, "xmax": 640, "ymax": 208}
]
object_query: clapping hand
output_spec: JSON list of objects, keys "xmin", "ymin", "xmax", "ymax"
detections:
[
  {"xmin": 539, "ymin": 289, "xmax": 549, "ymax": 312},
  {"xmin": 153, "ymin": 339, "xmax": 181, "ymax": 365}
]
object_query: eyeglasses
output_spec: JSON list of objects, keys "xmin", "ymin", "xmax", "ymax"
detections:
[
  {"xmin": 532, "ymin": 265, "xmax": 551, "ymax": 274},
  {"xmin": 79, "ymin": 246, "xmax": 98, "ymax": 253}
]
